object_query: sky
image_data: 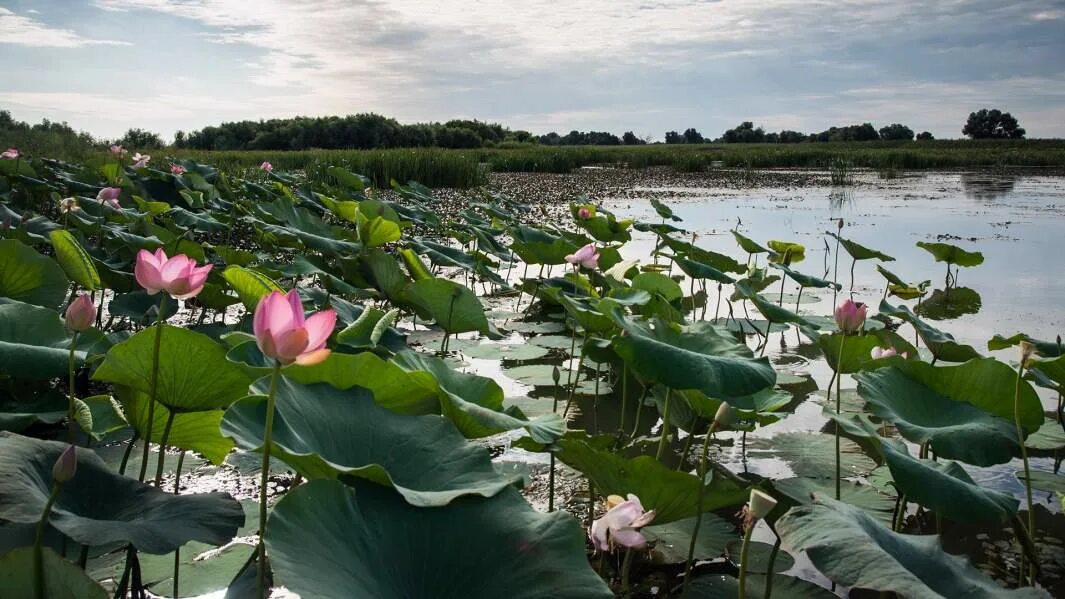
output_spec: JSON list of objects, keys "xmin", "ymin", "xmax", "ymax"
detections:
[{"xmin": 1, "ymin": 0, "xmax": 1064, "ymax": 141}]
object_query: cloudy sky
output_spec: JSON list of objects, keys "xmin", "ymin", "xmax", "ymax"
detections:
[{"xmin": 2, "ymin": 0, "xmax": 1064, "ymax": 141}]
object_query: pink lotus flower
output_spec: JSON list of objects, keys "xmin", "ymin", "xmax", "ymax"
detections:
[
  {"xmin": 577, "ymin": 206, "xmax": 592, "ymax": 219},
  {"xmin": 834, "ymin": 299, "xmax": 867, "ymax": 334},
  {"xmin": 253, "ymin": 290, "xmax": 336, "ymax": 366},
  {"xmin": 565, "ymin": 243, "xmax": 600, "ymax": 269},
  {"xmin": 65, "ymin": 293, "xmax": 97, "ymax": 332},
  {"xmin": 260, "ymin": 161, "xmax": 273, "ymax": 172},
  {"xmin": 1, "ymin": 148, "xmax": 19, "ymax": 159},
  {"xmin": 110, "ymin": 144, "xmax": 127, "ymax": 157},
  {"xmin": 53, "ymin": 445, "xmax": 77, "ymax": 483},
  {"xmin": 589, "ymin": 493, "xmax": 656, "ymax": 551},
  {"xmin": 131, "ymin": 153, "xmax": 150, "ymax": 168},
  {"xmin": 170, "ymin": 164, "xmax": 186, "ymax": 175},
  {"xmin": 97, "ymin": 187, "xmax": 122, "ymax": 209},
  {"xmin": 135, "ymin": 249, "xmax": 213, "ymax": 300},
  {"xmin": 870, "ymin": 346, "xmax": 908, "ymax": 359}
]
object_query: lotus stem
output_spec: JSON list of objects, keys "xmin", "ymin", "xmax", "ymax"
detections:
[
  {"xmin": 258, "ymin": 361, "xmax": 283, "ymax": 599},
  {"xmin": 173, "ymin": 450, "xmax": 186, "ymax": 598},
  {"xmin": 737, "ymin": 518, "xmax": 756, "ymax": 599},
  {"xmin": 620, "ymin": 548, "xmax": 634, "ymax": 595},
  {"xmin": 681, "ymin": 420, "xmax": 720, "ymax": 596},
  {"xmin": 138, "ymin": 297, "xmax": 168, "ymax": 482},
  {"xmin": 850, "ymin": 257, "xmax": 856, "ymax": 291},
  {"xmin": 831, "ymin": 229, "xmax": 841, "ymax": 306},
  {"xmin": 33, "ymin": 482, "xmax": 61, "ymax": 599},
  {"xmin": 619, "ymin": 365, "xmax": 629, "ymax": 437},
  {"xmin": 66, "ymin": 331, "xmax": 79, "ymax": 442},
  {"xmin": 893, "ymin": 494, "xmax": 908, "ymax": 531},
  {"xmin": 835, "ymin": 334, "xmax": 846, "ymax": 500},
  {"xmin": 655, "ymin": 388, "xmax": 673, "ymax": 461},
  {"xmin": 1013, "ymin": 359, "xmax": 1037, "ymax": 584},
  {"xmin": 713, "ymin": 283, "xmax": 721, "ymax": 322},
  {"xmin": 795, "ymin": 287, "xmax": 803, "ymax": 313},
  {"xmin": 563, "ymin": 349, "xmax": 586, "ymax": 418},
  {"xmin": 678, "ymin": 416, "xmax": 698, "ymax": 469},
  {"xmin": 118, "ymin": 433, "xmax": 138, "ymax": 476},
  {"xmin": 763, "ymin": 535, "xmax": 781, "ymax": 599},
  {"xmin": 630, "ymin": 386, "xmax": 647, "ymax": 440},
  {"xmin": 153, "ymin": 411, "xmax": 176, "ymax": 486}
]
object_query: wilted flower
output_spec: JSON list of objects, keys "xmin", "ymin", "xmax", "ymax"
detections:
[
  {"xmin": 834, "ymin": 299, "xmax": 867, "ymax": 334},
  {"xmin": 96, "ymin": 187, "xmax": 122, "ymax": 209},
  {"xmin": 564, "ymin": 243, "xmax": 600, "ymax": 269},
  {"xmin": 170, "ymin": 163, "xmax": 186, "ymax": 175},
  {"xmin": 748, "ymin": 489, "xmax": 778, "ymax": 521},
  {"xmin": 110, "ymin": 144, "xmax": 127, "ymax": 156},
  {"xmin": 135, "ymin": 249, "xmax": 212, "ymax": 299},
  {"xmin": 53, "ymin": 445, "xmax": 77, "ymax": 483},
  {"xmin": 577, "ymin": 206, "xmax": 592, "ymax": 219},
  {"xmin": 1, "ymin": 148, "xmax": 19, "ymax": 159},
  {"xmin": 65, "ymin": 294, "xmax": 96, "ymax": 332},
  {"xmin": 59, "ymin": 197, "xmax": 80, "ymax": 214},
  {"xmin": 260, "ymin": 161, "xmax": 273, "ymax": 172},
  {"xmin": 131, "ymin": 152, "xmax": 150, "ymax": 168},
  {"xmin": 1020, "ymin": 340, "xmax": 1036, "ymax": 368},
  {"xmin": 253, "ymin": 289, "xmax": 336, "ymax": 366},
  {"xmin": 589, "ymin": 493, "xmax": 656, "ymax": 551},
  {"xmin": 604, "ymin": 259, "xmax": 638, "ymax": 283}
]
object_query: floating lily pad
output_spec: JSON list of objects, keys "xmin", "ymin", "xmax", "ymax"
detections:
[
  {"xmin": 778, "ymin": 292, "xmax": 822, "ymax": 305},
  {"xmin": 644, "ymin": 514, "xmax": 735, "ymax": 564},
  {"xmin": 528, "ymin": 334, "xmax": 578, "ymax": 350},
  {"xmin": 747, "ymin": 432, "xmax": 876, "ymax": 480},
  {"xmin": 774, "ymin": 477, "xmax": 895, "ymax": 525},
  {"xmin": 724, "ymin": 319, "xmax": 789, "ymax": 335},
  {"xmin": 506, "ymin": 320, "xmax": 567, "ymax": 334},
  {"xmin": 462, "ymin": 343, "xmax": 550, "ymax": 361}
]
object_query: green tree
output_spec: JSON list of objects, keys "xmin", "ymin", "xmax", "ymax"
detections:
[
  {"xmin": 878, "ymin": 123, "xmax": 914, "ymax": 141},
  {"xmin": 916, "ymin": 131, "xmax": 934, "ymax": 141},
  {"xmin": 118, "ymin": 128, "xmax": 164, "ymax": 149},
  {"xmin": 664, "ymin": 130, "xmax": 683, "ymax": 144},
  {"xmin": 962, "ymin": 108, "xmax": 1025, "ymax": 139},
  {"xmin": 682, "ymin": 127, "xmax": 704, "ymax": 143}
]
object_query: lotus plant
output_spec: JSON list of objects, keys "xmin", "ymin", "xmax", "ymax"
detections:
[
  {"xmin": 1015, "ymin": 341, "xmax": 1037, "ymax": 583},
  {"xmin": 830, "ymin": 299, "xmax": 866, "ymax": 499},
  {"xmin": 131, "ymin": 152, "xmax": 150, "ymax": 168},
  {"xmin": 589, "ymin": 493, "xmax": 656, "ymax": 592},
  {"xmin": 1, "ymin": 147, "xmax": 18, "ymax": 159},
  {"xmin": 260, "ymin": 161, "xmax": 273, "ymax": 172},
  {"xmin": 737, "ymin": 489, "xmax": 778, "ymax": 599},
  {"xmin": 565, "ymin": 243, "xmax": 600, "ymax": 270},
  {"xmin": 133, "ymin": 250, "xmax": 211, "ymax": 482},
  {"xmin": 110, "ymin": 144, "xmax": 127, "ymax": 157},
  {"xmin": 97, "ymin": 186, "xmax": 122, "ymax": 210},
  {"xmin": 65, "ymin": 294, "xmax": 95, "ymax": 440},
  {"xmin": 577, "ymin": 206, "xmax": 592, "ymax": 219},
  {"xmin": 870, "ymin": 346, "xmax": 907, "ymax": 359},
  {"xmin": 252, "ymin": 290, "xmax": 336, "ymax": 597},
  {"xmin": 681, "ymin": 402, "xmax": 734, "ymax": 593},
  {"xmin": 170, "ymin": 163, "xmax": 186, "ymax": 175},
  {"xmin": 34, "ymin": 445, "xmax": 77, "ymax": 599}
]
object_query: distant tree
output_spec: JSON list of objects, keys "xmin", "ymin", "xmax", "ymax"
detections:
[
  {"xmin": 878, "ymin": 123, "xmax": 914, "ymax": 141},
  {"xmin": 778, "ymin": 130, "xmax": 806, "ymax": 143},
  {"xmin": 173, "ymin": 130, "xmax": 187, "ymax": 148},
  {"xmin": 721, "ymin": 121, "xmax": 765, "ymax": 143},
  {"xmin": 962, "ymin": 108, "xmax": 1025, "ymax": 139},
  {"xmin": 509, "ymin": 130, "xmax": 533, "ymax": 143},
  {"xmin": 119, "ymin": 128, "xmax": 164, "ymax": 149},
  {"xmin": 436, "ymin": 126, "xmax": 482, "ymax": 148},
  {"xmin": 664, "ymin": 130, "xmax": 683, "ymax": 144},
  {"xmin": 539, "ymin": 132, "xmax": 562, "ymax": 145},
  {"xmin": 916, "ymin": 131, "xmax": 934, "ymax": 141},
  {"xmin": 682, "ymin": 128, "xmax": 705, "ymax": 144},
  {"xmin": 622, "ymin": 131, "xmax": 646, "ymax": 145}
]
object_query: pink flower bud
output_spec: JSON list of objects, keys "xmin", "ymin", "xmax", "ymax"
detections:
[
  {"xmin": 564, "ymin": 243, "xmax": 600, "ymax": 270},
  {"xmin": 253, "ymin": 290, "xmax": 336, "ymax": 365},
  {"xmin": 65, "ymin": 293, "xmax": 97, "ymax": 332},
  {"xmin": 577, "ymin": 207, "xmax": 591, "ymax": 219},
  {"xmin": 53, "ymin": 445, "xmax": 77, "ymax": 483},
  {"xmin": 170, "ymin": 164, "xmax": 186, "ymax": 175},
  {"xmin": 96, "ymin": 187, "xmax": 122, "ymax": 209},
  {"xmin": 260, "ymin": 161, "xmax": 273, "ymax": 172},
  {"xmin": 834, "ymin": 299, "xmax": 867, "ymax": 334}
]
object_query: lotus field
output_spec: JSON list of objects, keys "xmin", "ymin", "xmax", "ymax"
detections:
[{"xmin": 1, "ymin": 147, "xmax": 1064, "ymax": 599}]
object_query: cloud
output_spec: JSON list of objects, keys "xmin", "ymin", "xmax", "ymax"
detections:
[{"xmin": 0, "ymin": 7, "xmax": 130, "ymax": 47}]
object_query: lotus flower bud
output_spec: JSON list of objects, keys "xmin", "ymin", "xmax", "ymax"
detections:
[
  {"xmin": 834, "ymin": 299, "xmax": 867, "ymax": 334},
  {"xmin": 170, "ymin": 164, "xmax": 186, "ymax": 175},
  {"xmin": 552, "ymin": 366, "xmax": 561, "ymax": 385},
  {"xmin": 1019, "ymin": 340, "xmax": 1035, "ymax": 368},
  {"xmin": 748, "ymin": 489, "xmax": 777, "ymax": 520},
  {"xmin": 837, "ymin": 218, "xmax": 844, "ymax": 230},
  {"xmin": 577, "ymin": 207, "xmax": 591, "ymax": 219},
  {"xmin": 53, "ymin": 445, "xmax": 77, "ymax": 483},
  {"xmin": 714, "ymin": 401, "xmax": 734, "ymax": 427},
  {"xmin": 260, "ymin": 161, "xmax": 273, "ymax": 172},
  {"xmin": 65, "ymin": 293, "xmax": 97, "ymax": 332},
  {"xmin": 96, "ymin": 187, "xmax": 122, "ymax": 209},
  {"xmin": 110, "ymin": 144, "xmax": 127, "ymax": 156}
]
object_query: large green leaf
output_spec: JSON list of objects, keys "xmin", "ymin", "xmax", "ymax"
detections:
[
  {"xmin": 673, "ymin": 255, "xmax": 736, "ymax": 285},
  {"xmin": 284, "ymin": 351, "xmax": 439, "ymax": 415},
  {"xmin": 855, "ymin": 365, "xmax": 1020, "ymax": 466},
  {"xmin": 0, "ymin": 432, "xmax": 243, "ymax": 554},
  {"xmin": 776, "ymin": 496, "xmax": 1046, "ymax": 598},
  {"xmin": 643, "ymin": 514, "xmax": 735, "ymax": 564},
  {"xmin": 879, "ymin": 300, "xmax": 980, "ymax": 362},
  {"xmin": 0, "ymin": 239, "xmax": 68, "ymax": 308},
  {"xmin": 916, "ymin": 241, "xmax": 984, "ymax": 267},
  {"xmin": 747, "ymin": 433, "xmax": 876, "ymax": 480},
  {"xmin": 266, "ymin": 480, "xmax": 613, "ymax": 598},
  {"xmin": 817, "ymin": 330, "xmax": 918, "ymax": 374},
  {"xmin": 392, "ymin": 350, "xmax": 564, "ymax": 443},
  {"xmin": 0, "ymin": 546, "xmax": 107, "ymax": 599},
  {"xmin": 407, "ymin": 277, "xmax": 490, "ymax": 335},
  {"xmin": 222, "ymin": 378, "xmax": 520, "ymax": 506},
  {"xmin": 49, "ymin": 229, "xmax": 102, "ymax": 290},
  {"xmin": 611, "ymin": 317, "xmax": 776, "ymax": 399},
  {"xmin": 828, "ymin": 233, "xmax": 894, "ymax": 262},
  {"xmin": 773, "ymin": 478, "xmax": 895, "ymax": 525},
  {"xmin": 733, "ymin": 280, "xmax": 820, "ymax": 329},
  {"xmin": 508, "ymin": 225, "xmax": 578, "ymax": 265},
  {"xmin": 731, "ymin": 229, "xmax": 768, "ymax": 254},
  {"xmin": 554, "ymin": 437, "xmax": 747, "ymax": 523},
  {"xmin": 94, "ymin": 324, "xmax": 254, "ymax": 412},
  {"xmin": 118, "ymin": 387, "xmax": 233, "ymax": 464},
  {"xmin": 0, "ymin": 300, "xmax": 96, "ymax": 379},
  {"xmin": 771, "ymin": 264, "xmax": 840, "ymax": 290}
]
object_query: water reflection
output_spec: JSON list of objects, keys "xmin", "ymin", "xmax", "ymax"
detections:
[
  {"xmin": 960, "ymin": 172, "xmax": 1018, "ymax": 202},
  {"xmin": 916, "ymin": 286, "xmax": 982, "ymax": 320},
  {"xmin": 828, "ymin": 188, "xmax": 853, "ymax": 211}
]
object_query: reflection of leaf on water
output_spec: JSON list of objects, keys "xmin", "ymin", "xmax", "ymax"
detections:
[
  {"xmin": 960, "ymin": 171, "xmax": 1017, "ymax": 202},
  {"xmin": 828, "ymin": 188, "xmax": 853, "ymax": 210},
  {"xmin": 916, "ymin": 287, "xmax": 981, "ymax": 320}
]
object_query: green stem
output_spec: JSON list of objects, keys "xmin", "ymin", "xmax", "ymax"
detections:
[
  {"xmin": 737, "ymin": 521, "xmax": 755, "ymax": 599},
  {"xmin": 630, "ymin": 386, "xmax": 646, "ymax": 441},
  {"xmin": 137, "ymin": 297, "xmax": 168, "ymax": 482},
  {"xmin": 763, "ymin": 535, "xmax": 781, "ymax": 599},
  {"xmin": 257, "ymin": 361, "xmax": 283, "ymax": 599},
  {"xmin": 34, "ymin": 482, "xmax": 61, "ymax": 599},
  {"xmin": 682, "ymin": 421, "xmax": 719, "ymax": 596},
  {"xmin": 655, "ymin": 388, "xmax": 673, "ymax": 461},
  {"xmin": 563, "ymin": 348, "xmax": 586, "ymax": 418},
  {"xmin": 66, "ymin": 331, "xmax": 79, "ymax": 442},
  {"xmin": 548, "ymin": 453, "xmax": 556, "ymax": 512},
  {"xmin": 173, "ymin": 450, "xmax": 186, "ymax": 599},
  {"xmin": 153, "ymin": 411, "xmax": 176, "ymax": 487},
  {"xmin": 620, "ymin": 548, "xmax": 634, "ymax": 595},
  {"xmin": 835, "ymin": 335, "xmax": 846, "ymax": 500},
  {"xmin": 619, "ymin": 365, "xmax": 629, "ymax": 437},
  {"xmin": 1013, "ymin": 361, "xmax": 1037, "ymax": 583}
]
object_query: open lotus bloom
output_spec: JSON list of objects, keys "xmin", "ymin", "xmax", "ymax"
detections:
[
  {"xmin": 65, "ymin": 293, "xmax": 97, "ymax": 332},
  {"xmin": 870, "ymin": 346, "xmax": 907, "ymax": 359},
  {"xmin": 565, "ymin": 243, "xmax": 600, "ymax": 269},
  {"xmin": 131, "ymin": 152, "xmax": 150, "ymax": 168},
  {"xmin": 834, "ymin": 299, "xmax": 867, "ymax": 333},
  {"xmin": 170, "ymin": 164, "xmax": 186, "ymax": 175},
  {"xmin": 588, "ymin": 493, "xmax": 656, "ymax": 552},
  {"xmin": 253, "ymin": 290, "xmax": 337, "ymax": 366},
  {"xmin": 53, "ymin": 445, "xmax": 77, "ymax": 483},
  {"xmin": 96, "ymin": 187, "xmax": 122, "ymax": 209},
  {"xmin": 260, "ymin": 161, "xmax": 273, "ymax": 172},
  {"xmin": 110, "ymin": 144, "xmax": 127, "ymax": 156},
  {"xmin": 1, "ymin": 148, "xmax": 18, "ymax": 159},
  {"xmin": 135, "ymin": 249, "xmax": 213, "ymax": 299}
]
